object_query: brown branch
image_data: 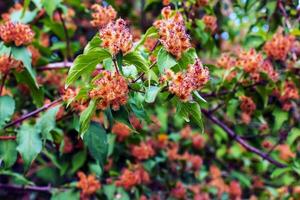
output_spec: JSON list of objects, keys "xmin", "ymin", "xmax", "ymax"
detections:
[
  {"xmin": 4, "ymin": 98, "xmax": 63, "ymax": 129},
  {"xmin": 37, "ymin": 62, "xmax": 73, "ymax": 71},
  {"xmin": 0, "ymin": 135, "xmax": 16, "ymax": 140},
  {"xmin": 0, "ymin": 73, "xmax": 8, "ymax": 96},
  {"xmin": 202, "ymin": 109, "xmax": 287, "ymax": 168}
]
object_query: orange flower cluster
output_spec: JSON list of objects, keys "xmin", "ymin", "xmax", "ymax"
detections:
[
  {"xmin": 131, "ymin": 142, "xmax": 155, "ymax": 160},
  {"xmin": 161, "ymin": 58, "xmax": 209, "ymax": 101},
  {"xmin": 203, "ymin": 15, "xmax": 217, "ymax": 33},
  {"xmin": 171, "ymin": 182, "xmax": 187, "ymax": 199},
  {"xmin": 0, "ymin": 21, "xmax": 34, "ymax": 46},
  {"xmin": 153, "ymin": 7, "xmax": 191, "ymax": 59},
  {"xmin": 237, "ymin": 48, "xmax": 263, "ymax": 73},
  {"xmin": 263, "ymin": 29, "xmax": 295, "ymax": 61},
  {"xmin": 100, "ymin": 18, "xmax": 133, "ymax": 55},
  {"xmin": 240, "ymin": 96, "xmax": 256, "ymax": 124},
  {"xmin": 260, "ymin": 60, "xmax": 279, "ymax": 82},
  {"xmin": 111, "ymin": 122, "xmax": 132, "ymax": 141},
  {"xmin": 162, "ymin": 0, "xmax": 170, "ymax": 5},
  {"xmin": 209, "ymin": 165, "xmax": 230, "ymax": 198},
  {"xmin": 276, "ymin": 144, "xmax": 296, "ymax": 161},
  {"xmin": 183, "ymin": 152, "xmax": 203, "ymax": 171},
  {"xmin": 1, "ymin": 3, "xmax": 22, "ymax": 21},
  {"xmin": 277, "ymin": 81, "xmax": 299, "ymax": 111},
  {"xmin": 89, "ymin": 70, "xmax": 129, "ymax": 110},
  {"xmin": 115, "ymin": 165, "xmax": 150, "ymax": 190},
  {"xmin": 217, "ymin": 53, "xmax": 236, "ymax": 70},
  {"xmin": 197, "ymin": 0, "xmax": 209, "ymax": 7},
  {"xmin": 0, "ymin": 55, "xmax": 23, "ymax": 74},
  {"xmin": 77, "ymin": 172, "xmax": 101, "ymax": 200},
  {"xmin": 91, "ymin": 4, "xmax": 117, "ymax": 28},
  {"xmin": 62, "ymin": 88, "xmax": 87, "ymax": 112}
]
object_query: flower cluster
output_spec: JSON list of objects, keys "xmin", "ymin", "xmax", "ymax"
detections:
[
  {"xmin": 237, "ymin": 48, "xmax": 263, "ymax": 73},
  {"xmin": 239, "ymin": 96, "xmax": 256, "ymax": 124},
  {"xmin": 89, "ymin": 70, "xmax": 129, "ymax": 110},
  {"xmin": 0, "ymin": 21, "xmax": 35, "ymax": 46},
  {"xmin": 115, "ymin": 165, "xmax": 150, "ymax": 190},
  {"xmin": 0, "ymin": 55, "xmax": 23, "ymax": 74},
  {"xmin": 91, "ymin": 4, "xmax": 117, "ymax": 28},
  {"xmin": 153, "ymin": 6, "xmax": 191, "ymax": 58},
  {"xmin": 203, "ymin": 15, "xmax": 217, "ymax": 33},
  {"xmin": 263, "ymin": 29, "xmax": 295, "ymax": 61},
  {"xmin": 161, "ymin": 58, "xmax": 209, "ymax": 101},
  {"xmin": 277, "ymin": 81, "xmax": 299, "ymax": 111},
  {"xmin": 77, "ymin": 172, "xmax": 101, "ymax": 200},
  {"xmin": 100, "ymin": 18, "xmax": 133, "ymax": 55},
  {"xmin": 131, "ymin": 142, "xmax": 155, "ymax": 160},
  {"xmin": 111, "ymin": 122, "xmax": 132, "ymax": 141}
]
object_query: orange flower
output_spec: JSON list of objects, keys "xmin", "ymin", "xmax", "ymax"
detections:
[
  {"xmin": 217, "ymin": 53, "xmax": 236, "ymax": 70},
  {"xmin": 260, "ymin": 60, "xmax": 279, "ymax": 82},
  {"xmin": 111, "ymin": 122, "xmax": 131, "ymax": 141},
  {"xmin": 203, "ymin": 15, "xmax": 217, "ymax": 33},
  {"xmin": 0, "ymin": 55, "xmax": 23, "ymax": 74},
  {"xmin": 237, "ymin": 48, "xmax": 263, "ymax": 73},
  {"xmin": 100, "ymin": 18, "xmax": 133, "ymax": 55},
  {"xmin": 91, "ymin": 4, "xmax": 117, "ymax": 28},
  {"xmin": 77, "ymin": 172, "xmax": 101, "ymax": 200},
  {"xmin": 154, "ymin": 6, "xmax": 191, "ymax": 59},
  {"xmin": 276, "ymin": 144, "xmax": 296, "ymax": 161},
  {"xmin": 63, "ymin": 135, "xmax": 73, "ymax": 154},
  {"xmin": 131, "ymin": 142, "xmax": 155, "ymax": 160},
  {"xmin": 264, "ymin": 29, "xmax": 295, "ymax": 61},
  {"xmin": 196, "ymin": 0, "xmax": 209, "ymax": 7},
  {"xmin": 0, "ymin": 21, "xmax": 34, "ymax": 46},
  {"xmin": 240, "ymin": 96, "xmax": 256, "ymax": 124},
  {"xmin": 171, "ymin": 182, "xmax": 186, "ymax": 199},
  {"xmin": 192, "ymin": 134, "xmax": 205, "ymax": 150},
  {"xmin": 229, "ymin": 181, "xmax": 242, "ymax": 200},
  {"xmin": 89, "ymin": 70, "xmax": 129, "ymax": 110}
]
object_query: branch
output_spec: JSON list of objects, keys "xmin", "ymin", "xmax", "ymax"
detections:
[
  {"xmin": 0, "ymin": 135, "xmax": 16, "ymax": 140},
  {"xmin": 202, "ymin": 109, "xmax": 287, "ymax": 168},
  {"xmin": 4, "ymin": 98, "xmax": 63, "ymax": 129},
  {"xmin": 0, "ymin": 183, "xmax": 52, "ymax": 193},
  {"xmin": 37, "ymin": 62, "xmax": 73, "ymax": 71}
]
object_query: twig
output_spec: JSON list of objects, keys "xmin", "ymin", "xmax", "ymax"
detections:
[
  {"xmin": 58, "ymin": 11, "xmax": 71, "ymax": 61},
  {"xmin": 202, "ymin": 109, "xmax": 287, "ymax": 168},
  {"xmin": 0, "ymin": 183, "xmax": 53, "ymax": 193},
  {"xmin": 37, "ymin": 62, "xmax": 73, "ymax": 71},
  {"xmin": 0, "ymin": 135, "xmax": 16, "ymax": 140},
  {"xmin": 4, "ymin": 98, "xmax": 63, "ymax": 129},
  {"xmin": 0, "ymin": 73, "xmax": 8, "ymax": 96},
  {"xmin": 132, "ymin": 61, "xmax": 157, "ymax": 83},
  {"xmin": 112, "ymin": 58, "xmax": 120, "ymax": 74}
]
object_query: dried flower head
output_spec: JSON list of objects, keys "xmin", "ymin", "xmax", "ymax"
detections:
[
  {"xmin": 0, "ymin": 21, "xmax": 34, "ymax": 46},
  {"xmin": 77, "ymin": 172, "xmax": 101, "ymax": 200},
  {"xmin": 100, "ymin": 18, "xmax": 133, "ymax": 55},
  {"xmin": 203, "ymin": 15, "xmax": 217, "ymax": 33},
  {"xmin": 263, "ymin": 29, "xmax": 295, "ymax": 61},
  {"xmin": 0, "ymin": 55, "xmax": 23, "ymax": 74},
  {"xmin": 91, "ymin": 4, "xmax": 117, "ymax": 28},
  {"xmin": 89, "ymin": 70, "xmax": 129, "ymax": 110},
  {"xmin": 154, "ymin": 6, "xmax": 191, "ymax": 59},
  {"xmin": 131, "ymin": 142, "xmax": 155, "ymax": 160},
  {"xmin": 162, "ymin": 58, "xmax": 209, "ymax": 101}
]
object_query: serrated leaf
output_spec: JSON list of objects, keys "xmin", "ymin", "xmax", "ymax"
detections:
[
  {"xmin": 65, "ymin": 48, "xmax": 111, "ymax": 87},
  {"xmin": 0, "ymin": 96, "xmax": 15, "ymax": 129},
  {"xmin": 157, "ymin": 48, "xmax": 177, "ymax": 73},
  {"xmin": 83, "ymin": 122, "xmax": 108, "ymax": 168},
  {"xmin": 36, "ymin": 105, "xmax": 60, "ymax": 141},
  {"xmin": 123, "ymin": 51, "xmax": 149, "ymax": 72},
  {"xmin": 79, "ymin": 99, "xmax": 96, "ymax": 136},
  {"xmin": 145, "ymin": 86, "xmax": 161, "ymax": 103},
  {"xmin": 16, "ymin": 124, "xmax": 42, "ymax": 171}
]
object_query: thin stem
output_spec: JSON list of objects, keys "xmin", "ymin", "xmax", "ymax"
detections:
[
  {"xmin": 0, "ymin": 135, "xmax": 16, "ymax": 140},
  {"xmin": 58, "ymin": 11, "xmax": 71, "ymax": 61},
  {"xmin": 4, "ymin": 98, "xmax": 63, "ymax": 129},
  {"xmin": 132, "ymin": 61, "xmax": 157, "ymax": 83},
  {"xmin": 37, "ymin": 62, "xmax": 73, "ymax": 71},
  {"xmin": 113, "ymin": 58, "xmax": 120, "ymax": 74},
  {"xmin": 202, "ymin": 109, "xmax": 287, "ymax": 168},
  {"xmin": 0, "ymin": 183, "xmax": 54, "ymax": 193},
  {"xmin": 0, "ymin": 73, "xmax": 8, "ymax": 96}
]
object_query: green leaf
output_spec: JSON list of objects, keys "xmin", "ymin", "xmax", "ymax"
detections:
[
  {"xmin": 79, "ymin": 99, "xmax": 97, "ymax": 136},
  {"xmin": 272, "ymin": 108, "xmax": 288, "ymax": 131},
  {"xmin": 145, "ymin": 86, "xmax": 161, "ymax": 103},
  {"xmin": 176, "ymin": 100, "xmax": 204, "ymax": 133},
  {"xmin": 271, "ymin": 167, "xmax": 292, "ymax": 178},
  {"xmin": 36, "ymin": 105, "xmax": 60, "ymax": 141},
  {"xmin": 157, "ymin": 48, "xmax": 177, "ymax": 73},
  {"xmin": 123, "ymin": 51, "xmax": 149, "ymax": 72},
  {"xmin": 10, "ymin": 9, "xmax": 38, "ymax": 24},
  {"xmin": 0, "ymin": 171, "xmax": 34, "ymax": 185},
  {"xmin": 65, "ymin": 48, "xmax": 111, "ymax": 87},
  {"xmin": 287, "ymin": 128, "xmax": 300, "ymax": 146},
  {"xmin": 83, "ymin": 122, "xmax": 108, "ymax": 168},
  {"xmin": 16, "ymin": 124, "xmax": 42, "ymax": 171},
  {"xmin": 0, "ymin": 140, "xmax": 17, "ymax": 168},
  {"xmin": 178, "ymin": 48, "xmax": 197, "ymax": 68},
  {"xmin": 84, "ymin": 34, "xmax": 102, "ymax": 53},
  {"xmin": 42, "ymin": 0, "xmax": 62, "ymax": 18},
  {"xmin": 0, "ymin": 96, "xmax": 15, "ymax": 129},
  {"xmin": 70, "ymin": 149, "xmax": 87, "ymax": 174},
  {"xmin": 134, "ymin": 26, "xmax": 158, "ymax": 50},
  {"xmin": 230, "ymin": 171, "xmax": 251, "ymax": 187},
  {"xmin": 51, "ymin": 189, "xmax": 80, "ymax": 200}
]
